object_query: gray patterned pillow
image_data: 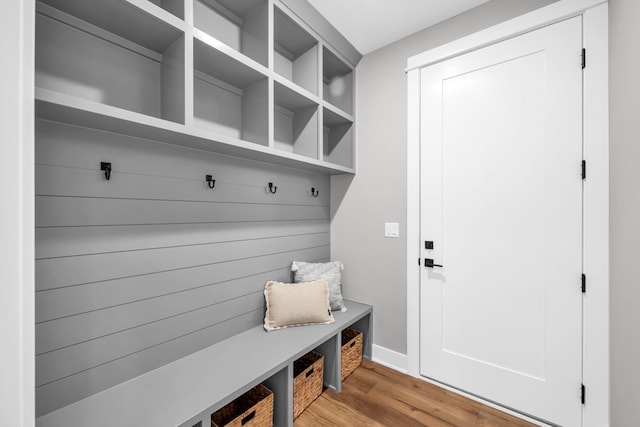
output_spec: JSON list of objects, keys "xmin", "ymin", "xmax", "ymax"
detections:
[{"xmin": 291, "ymin": 261, "xmax": 347, "ymax": 312}]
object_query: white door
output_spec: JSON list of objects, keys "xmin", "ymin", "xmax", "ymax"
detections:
[{"xmin": 420, "ymin": 17, "xmax": 583, "ymax": 426}]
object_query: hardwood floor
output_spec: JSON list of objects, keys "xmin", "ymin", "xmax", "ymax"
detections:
[{"xmin": 294, "ymin": 360, "xmax": 536, "ymax": 426}]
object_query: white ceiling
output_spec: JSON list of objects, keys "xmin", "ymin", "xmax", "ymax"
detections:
[{"xmin": 307, "ymin": 0, "xmax": 491, "ymax": 55}]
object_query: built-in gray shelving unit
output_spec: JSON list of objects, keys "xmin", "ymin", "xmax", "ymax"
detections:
[
  {"xmin": 34, "ymin": 0, "xmax": 360, "ymax": 423},
  {"xmin": 34, "ymin": 0, "xmax": 357, "ymax": 174}
]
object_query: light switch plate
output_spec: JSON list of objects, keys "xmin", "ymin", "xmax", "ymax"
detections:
[{"xmin": 385, "ymin": 222, "xmax": 399, "ymax": 238}]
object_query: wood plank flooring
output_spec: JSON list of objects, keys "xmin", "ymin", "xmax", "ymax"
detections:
[{"xmin": 294, "ymin": 360, "xmax": 536, "ymax": 426}]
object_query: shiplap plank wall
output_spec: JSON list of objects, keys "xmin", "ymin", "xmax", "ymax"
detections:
[{"xmin": 35, "ymin": 119, "xmax": 330, "ymax": 416}]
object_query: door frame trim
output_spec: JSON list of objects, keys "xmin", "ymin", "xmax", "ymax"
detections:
[
  {"xmin": 2, "ymin": 0, "xmax": 35, "ymax": 426},
  {"xmin": 406, "ymin": 1, "xmax": 609, "ymax": 426}
]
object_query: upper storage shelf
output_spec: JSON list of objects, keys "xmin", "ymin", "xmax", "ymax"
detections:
[
  {"xmin": 148, "ymin": 0, "xmax": 184, "ymax": 19},
  {"xmin": 194, "ymin": 0, "xmax": 268, "ymax": 67},
  {"xmin": 274, "ymin": 81, "xmax": 319, "ymax": 159},
  {"xmin": 323, "ymin": 46, "xmax": 354, "ymax": 115},
  {"xmin": 35, "ymin": 1, "xmax": 186, "ymax": 124},
  {"xmin": 38, "ymin": 0, "xmax": 185, "ymax": 50},
  {"xmin": 193, "ymin": 33, "xmax": 269, "ymax": 146},
  {"xmin": 274, "ymin": 6, "xmax": 319, "ymax": 95},
  {"xmin": 323, "ymin": 107, "xmax": 353, "ymax": 168},
  {"xmin": 35, "ymin": 0, "xmax": 357, "ymax": 174},
  {"xmin": 35, "ymin": 87, "xmax": 354, "ymax": 174}
]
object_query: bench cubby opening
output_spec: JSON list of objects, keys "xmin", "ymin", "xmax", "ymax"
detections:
[{"xmin": 262, "ymin": 366, "xmax": 292, "ymax": 427}]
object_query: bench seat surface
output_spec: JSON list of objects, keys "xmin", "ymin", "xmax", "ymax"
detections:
[{"xmin": 36, "ymin": 299, "xmax": 372, "ymax": 427}]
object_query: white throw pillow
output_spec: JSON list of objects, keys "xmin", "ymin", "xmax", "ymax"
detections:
[{"xmin": 263, "ymin": 279, "xmax": 335, "ymax": 332}]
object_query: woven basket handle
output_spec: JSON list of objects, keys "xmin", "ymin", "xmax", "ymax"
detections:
[
  {"xmin": 350, "ymin": 341, "xmax": 356, "ymax": 348},
  {"xmin": 241, "ymin": 410, "xmax": 256, "ymax": 425},
  {"xmin": 306, "ymin": 368, "xmax": 314, "ymax": 378}
]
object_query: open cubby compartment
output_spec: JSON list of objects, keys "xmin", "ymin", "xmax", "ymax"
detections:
[
  {"xmin": 323, "ymin": 107, "xmax": 354, "ymax": 169},
  {"xmin": 181, "ymin": 366, "xmax": 289, "ymax": 427},
  {"xmin": 193, "ymin": 37, "xmax": 269, "ymax": 146},
  {"xmin": 148, "ymin": 0, "xmax": 185, "ymax": 19},
  {"xmin": 274, "ymin": 81, "xmax": 319, "ymax": 159},
  {"xmin": 194, "ymin": 0, "xmax": 268, "ymax": 67},
  {"xmin": 35, "ymin": 1, "xmax": 186, "ymax": 124},
  {"xmin": 38, "ymin": 0, "xmax": 185, "ymax": 35},
  {"xmin": 311, "ymin": 335, "xmax": 340, "ymax": 392},
  {"xmin": 261, "ymin": 366, "xmax": 291, "ymax": 427},
  {"xmin": 274, "ymin": 6, "xmax": 319, "ymax": 95},
  {"xmin": 323, "ymin": 47, "xmax": 354, "ymax": 115}
]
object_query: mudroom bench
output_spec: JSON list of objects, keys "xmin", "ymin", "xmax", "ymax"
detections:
[{"xmin": 36, "ymin": 300, "xmax": 372, "ymax": 427}]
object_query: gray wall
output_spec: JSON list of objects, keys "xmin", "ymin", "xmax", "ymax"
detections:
[
  {"xmin": 609, "ymin": 0, "xmax": 640, "ymax": 424},
  {"xmin": 330, "ymin": 0, "xmax": 557, "ymax": 354},
  {"xmin": 35, "ymin": 120, "xmax": 330, "ymax": 416}
]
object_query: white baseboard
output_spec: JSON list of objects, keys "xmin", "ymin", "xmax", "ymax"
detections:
[{"xmin": 371, "ymin": 344, "xmax": 408, "ymax": 373}]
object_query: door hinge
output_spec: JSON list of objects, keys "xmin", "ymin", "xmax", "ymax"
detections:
[
  {"xmin": 581, "ymin": 274, "xmax": 586, "ymax": 293},
  {"xmin": 581, "ymin": 160, "xmax": 587, "ymax": 180},
  {"xmin": 581, "ymin": 48, "xmax": 586, "ymax": 69},
  {"xmin": 581, "ymin": 384, "xmax": 586, "ymax": 404}
]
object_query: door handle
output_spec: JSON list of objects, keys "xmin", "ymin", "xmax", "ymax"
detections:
[{"xmin": 424, "ymin": 258, "xmax": 443, "ymax": 268}]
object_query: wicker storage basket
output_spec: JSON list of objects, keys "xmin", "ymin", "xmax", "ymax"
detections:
[
  {"xmin": 341, "ymin": 328, "xmax": 363, "ymax": 381},
  {"xmin": 211, "ymin": 384, "xmax": 273, "ymax": 427},
  {"xmin": 293, "ymin": 352, "xmax": 324, "ymax": 419}
]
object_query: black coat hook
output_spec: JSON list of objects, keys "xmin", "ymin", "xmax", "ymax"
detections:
[
  {"xmin": 311, "ymin": 187, "xmax": 319, "ymax": 197},
  {"xmin": 205, "ymin": 174, "xmax": 216, "ymax": 189},
  {"xmin": 101, "ymin": 162, "xmax": 111, "ymax": 180},
  {"xmin": 268, "ymin": 182, "xmax": 277, "ymax": 194}
]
